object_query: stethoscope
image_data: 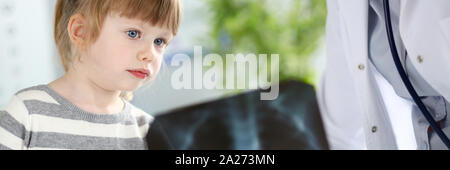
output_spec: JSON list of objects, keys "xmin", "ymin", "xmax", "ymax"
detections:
[{"xmin": 383, "ymin": 0, "xmax": 450, "ymax": 149}]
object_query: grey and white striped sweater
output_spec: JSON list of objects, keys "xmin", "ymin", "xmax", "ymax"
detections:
[{"xmin": 0, "ymin": 85, "xmax": 153, "ymax": 150}]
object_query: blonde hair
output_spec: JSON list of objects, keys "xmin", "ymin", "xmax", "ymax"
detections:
[{"xmin": 54, "ymin": 0, "xmax": 182, "ymax": 101}]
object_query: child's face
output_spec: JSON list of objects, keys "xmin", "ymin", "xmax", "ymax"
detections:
[{"xmin": 81, "ymin": 13, "xmax": 173, "ymax": 92}]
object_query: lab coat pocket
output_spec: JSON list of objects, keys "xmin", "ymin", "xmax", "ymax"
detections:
[{"xmin": 439, "ymin": 16, "xmax": 450, "ymax": 45}]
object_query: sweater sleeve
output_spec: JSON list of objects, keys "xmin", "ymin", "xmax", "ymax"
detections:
[{"xmin": 0, "ymin": 95, "xmax": 30, "ymax": 150}]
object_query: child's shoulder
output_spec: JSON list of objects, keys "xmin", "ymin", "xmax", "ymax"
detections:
[
  {"xmin": 12, "ymin": 85, "xmax": 59, "ymax": 105},
  {"xmin": 1, "ymin": 84, "xmax": 56, "ymax": 118},
  {"xmin": 15, "ymin": 85, "xmax": 48, "ymax": 95}
]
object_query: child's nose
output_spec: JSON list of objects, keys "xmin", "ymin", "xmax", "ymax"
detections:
[{"xmin": 137, "ymin": 44, "xmax": 155, "ymax": 62}]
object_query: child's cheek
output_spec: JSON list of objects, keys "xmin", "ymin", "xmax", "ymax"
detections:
[
  {"xmin": 107, "ymin": 41, "xmax": 134, "ymax": 67},
  {"xmin": 151, "ymin": 57, "xmax": 163, "ymax": 76}
]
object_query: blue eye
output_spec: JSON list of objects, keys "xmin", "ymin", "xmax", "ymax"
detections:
[
  {"xmin": 154, "ymin": 38, "xmax": 165, "ymax": 46},
  {"xmin": 127, "ymin": 30, "xmax": 140, "ymax": 39}
]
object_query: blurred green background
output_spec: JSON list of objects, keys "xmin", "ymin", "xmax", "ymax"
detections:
[{"xmin": 205, "ymin": 0, "xmax": 327, "ymax": 85}]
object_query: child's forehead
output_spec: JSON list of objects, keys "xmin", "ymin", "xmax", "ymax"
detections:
[
  {"xmin": 109, "ymin": 13, "xmax": 171, "ymax": 33},
  {"xmin": 99, "ymin": 0, "xmax": 181, "ymax": 36}
]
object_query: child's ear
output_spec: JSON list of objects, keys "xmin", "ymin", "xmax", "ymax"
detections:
[{"xmin": 67, "ymin": 14, "xmax": 87, "ymax": 50}]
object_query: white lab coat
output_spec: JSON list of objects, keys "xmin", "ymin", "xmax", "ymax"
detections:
[{"xmin": 318, "ymin": 0, "xmax": 450, "ymax": 149}]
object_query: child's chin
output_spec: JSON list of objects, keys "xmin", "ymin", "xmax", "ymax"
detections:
[{"xmin": 121, "ymin": 83, "xmax": 142, "ymax": 91}]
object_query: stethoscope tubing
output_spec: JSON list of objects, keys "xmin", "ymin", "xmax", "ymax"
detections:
[{"xmin": 383, "ymin": 0, "xmax": 450, "ymax": 149}]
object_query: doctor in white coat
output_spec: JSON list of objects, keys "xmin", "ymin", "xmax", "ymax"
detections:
[{"xmin": 318, "ymin": 0, "xmax": 450, "ymax": 149}]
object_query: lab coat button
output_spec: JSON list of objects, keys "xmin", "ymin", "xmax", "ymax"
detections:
[
  {"xmin": 371, "ymin": 126, "xmax": 377, "ymax": 133},
  {"xmin": 417, "ymin": 55, "xmax": 423, "ymax": 63},
  {"xmin": 358, "ymin": 64, "xmax": 365, "ymax": 70}
]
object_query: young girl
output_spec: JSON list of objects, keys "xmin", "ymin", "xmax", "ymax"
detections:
[{"xmin": 0, "ymin": 0, "xmax": 182, "ymax": 150}]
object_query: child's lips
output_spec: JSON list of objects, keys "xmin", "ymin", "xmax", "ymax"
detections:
[{"xmin": 127, "ymin": 69, "xmax": 150, "ymax": 79}]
